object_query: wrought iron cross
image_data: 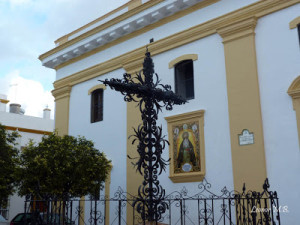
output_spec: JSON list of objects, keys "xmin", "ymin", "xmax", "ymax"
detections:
[{"xmin": 101, "ymin": 44, "xmax": 186, "ymax": 222}]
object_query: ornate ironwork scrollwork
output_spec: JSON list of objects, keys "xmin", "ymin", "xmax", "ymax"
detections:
[{"xmin": 101, "ymin": 46, "xmax": 186, "ymax": 221}]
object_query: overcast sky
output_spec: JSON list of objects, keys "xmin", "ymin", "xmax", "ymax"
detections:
[{"xmin": 0, "ymin": 0, "xmax": 128, "ymax": 118}]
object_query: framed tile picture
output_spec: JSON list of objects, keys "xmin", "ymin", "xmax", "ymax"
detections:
[{"xmin": 165, "ymin": 110, "xmax": 205, "ymax": 183}]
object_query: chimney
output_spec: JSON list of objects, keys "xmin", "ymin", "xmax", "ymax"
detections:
[
  {"xmin": 0, "ymin": 94, "xmax": 9, "ymax": 112},
  {"xmin": 9, "ymin": 103, "xmax": 22, "ymax": 114},
  {"xmin": 43, "ymin": 107, "xmax": 51, "ymax": 119}
]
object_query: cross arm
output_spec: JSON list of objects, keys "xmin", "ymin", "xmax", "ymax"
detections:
[{"xmin": 101, "ymin": 78, "xmax": 186, "ymax": 107}]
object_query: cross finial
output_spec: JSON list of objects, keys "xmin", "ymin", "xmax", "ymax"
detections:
[
  {"xmin": 143, "ymin": 46, "xmax": 154, "ymax": 83},
  {"xmin": 146, "ymin": 38, "xmax": 154, "ymax": 53}
]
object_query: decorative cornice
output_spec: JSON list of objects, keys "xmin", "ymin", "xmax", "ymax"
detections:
[
  {"xmin": 290, "ymin": 16, "xmax": 300, "ymax": 29},
  {"xmin": 128, "ymin": 0, "xmax": 142, "ymax": 10},
  {"xmin": 54, "ymin": 0, "xmax": 144, "ymax": 46},
  {"xmin": 54, "ymin": 0, "xmax": 219, "ymax": 70},
  {"xmin": 122, "ymin": 56, "xmax": 144, "ymax": 73},
  {"xmin": 52, "ymin": 0, "xmax": 300, "ymax": 90},
  {"xmin": 217, "ymin": 17, "xmax": 257, "ymax": 43},
  {"xmin": 40, "ymin": 0, "xmax": 216, "ymax": 69},
  {"xmin": 52, "ymin": 85, "xmax": 72, "ymax": 101},
  {"xmin": 169, "ymin": 54, "xmax": 198, "ymax": 68},
  {"xmin": 54, "ymin": 56, "xmax": 124, "ymax": 89},
  {"xmin": 40, "ymin": 0, "xmax": 164, "ymax": 61}
]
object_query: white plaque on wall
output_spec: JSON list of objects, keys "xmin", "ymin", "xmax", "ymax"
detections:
[{"xmin": 238, "ymin": 129, "xmax": 254, "ymax": 146}]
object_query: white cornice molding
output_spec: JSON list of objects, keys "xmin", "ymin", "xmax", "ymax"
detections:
[{"xmin": 41, "ymin": 0, "xmax": 205, "ymax": 69}]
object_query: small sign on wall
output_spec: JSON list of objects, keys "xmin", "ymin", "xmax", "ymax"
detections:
[{"xmin": 239, "ymin": 129, "xmax": 254, "ymax": 146}]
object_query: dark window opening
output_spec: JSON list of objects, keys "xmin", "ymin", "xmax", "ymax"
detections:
[
  {"xmin": 298, "ymin": 24, "xmax": 300, "ymax": 46},
  {"xmin": 175, "ymin": 60, "xmax": 194, "ymax": 100},
  {"xmin": 91, "ymin": 89, "xmax": 103, "ymax": 123}
]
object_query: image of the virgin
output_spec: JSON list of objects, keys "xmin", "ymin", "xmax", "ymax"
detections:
[{"xmin": 177, "ymin": 131, "xmax": 196, "ymax": 168}]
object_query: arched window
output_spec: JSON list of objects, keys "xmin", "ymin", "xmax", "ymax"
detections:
[
  {"xmin": 91, "ymin": 89, "xmax": 104, "ymax": 123},
  {"xmin": 88, "ymin": 84, "xmax": 106, "ymax": 123},
  {"xmin": 175, "ymin": 60, "xmax": 194, "ymax": 100},
  {"xmin": 169, "ymin": 54, "xmax": 197, "ymax": 100}
]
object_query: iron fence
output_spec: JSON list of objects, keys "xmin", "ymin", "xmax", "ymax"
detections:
[{"xmin": 23, "ymin": 178, "xmax": 280, "ymax": 225}]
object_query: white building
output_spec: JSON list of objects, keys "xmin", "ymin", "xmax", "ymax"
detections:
[
  {"xmin": 40, "ymin": 0, "xmax": 300, "ymax": 224},
  {"xmin": 0, "ymin": 94, "xmax": 54, "ymax": 223}
]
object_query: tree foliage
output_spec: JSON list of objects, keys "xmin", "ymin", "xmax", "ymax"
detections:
[
  {"xmin": 0, "ymin": 123, "xmax": 19, "ymax": 207},
  {"xmin": 17, "ymin": 132, "xmax": 111, "ymax": 199}
]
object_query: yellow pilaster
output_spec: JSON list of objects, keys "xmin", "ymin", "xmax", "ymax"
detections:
[
  {"xmin": 123, "ymin": 57, "xmax": 144, "ymax": 224},
  {"xmin": 217, "ymin": 17, "xmax": 267, "ymax": 191},
  {"xmin": 104, "ymin": 166, "xmax": 112, "ymax": 225},
  {"xmin": 52, "ymin": 85, "xmax": 72, "ymax": 135}
]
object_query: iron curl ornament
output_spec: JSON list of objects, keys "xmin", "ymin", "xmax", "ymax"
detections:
[{"xmin": 101, "ymin": 45, "xmax": 186, "ymax": 222}]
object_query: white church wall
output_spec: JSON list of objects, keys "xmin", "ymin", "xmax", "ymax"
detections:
[
  {"xmin": 68, "ymin": 32, "xmax": 233, "ymax": 222},
  {"xmin": 255, "ymin": 4, "xmax": 300, "ymax": 224},
  {"xmin": 68, "ymin": 32, "xmax": 234, "ymax": 196},
  {"xmin": 68, "ymin": 68, "xmax": 127, "ymax": 196},
  {"xmin": 55, "ymin": 0, "xmax": 259, "ymax": 81},
  {"xmin": 151, "ymin": 33, "xmax": 234, "ymax": 195},
  {"xmin": 69, "ymin": 68, "xmax": 128, "ymax": 223},
  {"xmin": 149, "ymin": 34, "xmax": 234, "ymax": 223},
  {"xmin": 52, "ymin": 0, "xmax": 300, "ymax": 222}
]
